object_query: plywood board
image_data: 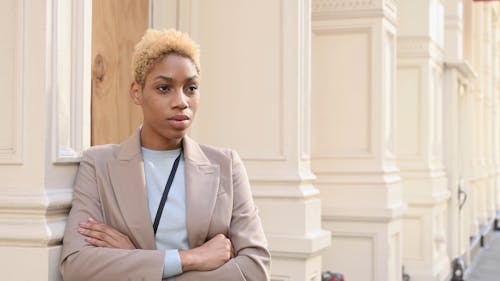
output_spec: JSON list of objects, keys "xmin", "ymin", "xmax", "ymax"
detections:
[{"xmin": 91, "ymin": 0, "xmax": 149, "ymax": 145}]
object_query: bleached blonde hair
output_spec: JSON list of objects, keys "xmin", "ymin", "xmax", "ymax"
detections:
[{"xmin": 131, "ymin": 29, "xmax": 200, "ymax": 86}]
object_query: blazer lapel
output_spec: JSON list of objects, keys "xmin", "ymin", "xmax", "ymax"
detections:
[
  {"xmin": 107, "ymin": 131, "xmax": 156, "ymax": 250},
  {"xmin": 183, "ymin": 136, "xmax": 221, "ymax": 248}
]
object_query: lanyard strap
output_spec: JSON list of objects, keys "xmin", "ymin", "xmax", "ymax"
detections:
[{"xmin": 153, "ymin": 151, "xmax": 182, "ymax": 235}]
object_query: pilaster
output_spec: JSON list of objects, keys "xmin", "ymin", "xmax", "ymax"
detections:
[
  {"xmin": 156, "ymin": 1, "xmax": 332, "ymax": 280},
  {"xmin": 397, "ymin": 1, "xmax": 450, "ymax": 280},
  {"xmin": 495, "ymin": 5, "xmax": 500, "ymax": 212},
  {"xmin": 443, "ymin": 0, "xmax": 480, "ymax": 269},
  {"xmin": 481, "ymin": 4, "xmax": 497, "ymax": 223},
  {"xmin": 0, "ymin": 0, "xmax": 91, "ymax": 280},
  {"xmin": 311, "ymin": 1, "xmax": 404, "ymax": 281},
  {"xmin": 466, "ymin": 0, "xmax": 486, "ymax": 239}
]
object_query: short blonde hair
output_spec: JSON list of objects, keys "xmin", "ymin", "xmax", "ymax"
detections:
[{"xmin": 131, "ymin": 29, "xmax": 200, "ymax": 86}]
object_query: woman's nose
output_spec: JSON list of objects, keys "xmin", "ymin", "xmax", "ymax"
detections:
[{"xmin": 172, "ymin": 89, "xmax": 188, "ymax": 108}]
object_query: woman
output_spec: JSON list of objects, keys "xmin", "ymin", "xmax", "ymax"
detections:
[{"xmin": 60, "ymin": 29, "xmax": 270, "ymax": 281}]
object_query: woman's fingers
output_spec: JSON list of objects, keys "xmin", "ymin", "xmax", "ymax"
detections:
[
  {"xmin": 78, "ymin": 224, "xmax": 113, "ymax": 242},
  {"xmin": 78, "ymin": 218, "xmax": 136, "ymax": 250},
  {"xmin": 84, "ymin": 236, "xmax": 111, "ymax": 248}
]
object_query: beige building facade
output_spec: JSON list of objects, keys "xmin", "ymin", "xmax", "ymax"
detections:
[{"xmin": 0, "ymin": 1, "xmax": 499, "ymax": 281}]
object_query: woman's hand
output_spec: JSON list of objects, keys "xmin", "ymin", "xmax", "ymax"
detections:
[
  {"xmin": 179, "ymin": 234, "xmax": 234, "ymax": 272},
  {"xmin": 78, "ymin": 217, "xmax": 136, "ymax": 250}
]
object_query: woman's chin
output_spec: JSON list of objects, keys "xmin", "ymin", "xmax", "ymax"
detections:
[{"xmin": 162, "ymin": 130, "xmax": 188, "ymax": 141}]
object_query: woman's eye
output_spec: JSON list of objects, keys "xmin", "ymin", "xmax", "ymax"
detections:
[
  {"xmin": 186, "ymin": 85, "xmax": 198, "ymax": 93},
  {"xmin": 157, "ymin": 85, "xmax": 171, "ymax": 93}
]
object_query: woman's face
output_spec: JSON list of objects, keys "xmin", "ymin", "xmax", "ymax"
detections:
[{"xmin": 130, "ymin": 53, "xmax": 200, "ymax": 149}]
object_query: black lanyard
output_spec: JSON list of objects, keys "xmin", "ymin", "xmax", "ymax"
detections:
[{"xmin": 152, "ymin": 151, "xmax": 182, "ymax": 235}]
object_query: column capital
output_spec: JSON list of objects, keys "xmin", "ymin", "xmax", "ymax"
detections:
[{"xmin": 312, "ymin": 0, "xmax": 397, "ymax": 23}]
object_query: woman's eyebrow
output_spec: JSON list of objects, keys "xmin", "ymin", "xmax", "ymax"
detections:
[
  {"xmin": 154, "ymin": 75, "xmax": 199, "ymax": 82},
  {"xmin": 154, "ymin": 75, "xmax": 174, "ymax": 82},
  {"xmin": 184, "ymin": 75, "xmax": 199, "ymax": 82}
]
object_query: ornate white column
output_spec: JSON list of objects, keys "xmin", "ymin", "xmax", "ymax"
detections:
[
  {"xmin": 443, "ymin": 0, "xmax": 477, "ymax": 269},
  {"xmin": 0, "ymin": 0, "xmax": 91, "ymax": 280},
  {"xmin": 481, "ymin": 4, "xmax": 497, "ymax": 225},
  {"xmin": 471, "ymin": 1, "xmax": 494, "ymax": 234},
  {"xmin": 154, "ymin": 1, "xmax": 332, "ymax": 280},
  {"xmin": 311, "ymin": 1, "xmax": 405, "ymax": 281},
  {"xmin": 466, "ymin": 0, "xmax": 484, "ymax": 243},
  {"xmin": 493, "ymin": 4, "xmax": 500, "ymax": 213},
  {"xmin": 397, "ymin": 1, "xmax": 451, "ymax": 280}
]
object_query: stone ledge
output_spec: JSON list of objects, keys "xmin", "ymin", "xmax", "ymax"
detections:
[
  {"xmin": 0, "ymin": 188, "xmax": 72, "ymax": 246},
  {"xmin": 322, "ymin": 202, "xmax": 407, "ymax": 222},
  {"xmin": 267, "ymin": 230, "xmax": 332, "ymax": 259}
]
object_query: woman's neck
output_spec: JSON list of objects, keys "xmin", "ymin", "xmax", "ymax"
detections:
[{"xmin": 140, "ymin": 128, "xmax": 183, "ymax": 151}]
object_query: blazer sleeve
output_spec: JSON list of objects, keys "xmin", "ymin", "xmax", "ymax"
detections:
[
  {"xmin": 175, "ymin": 150, "xmax": 271, "ymax": 281},
  {"xmin": 60, "ymin": 150, "xmax": 165, "ymax": 281}
]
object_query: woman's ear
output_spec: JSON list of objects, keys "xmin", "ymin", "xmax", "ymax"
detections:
[{"xmin": 129, "ymin": 82, "xmax": 143, "ymax": 105}]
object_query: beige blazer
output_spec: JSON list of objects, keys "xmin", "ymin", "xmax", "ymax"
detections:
[{"xmin": 60, "ymin": 130, "xmax": 270, "ymax": 281}]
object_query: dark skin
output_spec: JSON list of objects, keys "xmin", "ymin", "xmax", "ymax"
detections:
[{"xmin": 78, "ymin": 54, "xmax": 234, "ymax": 272}]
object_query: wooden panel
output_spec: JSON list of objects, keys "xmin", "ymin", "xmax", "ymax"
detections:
[{"xmin": 91, "ymin": 0, "xmax": 149, "ymax": 145}]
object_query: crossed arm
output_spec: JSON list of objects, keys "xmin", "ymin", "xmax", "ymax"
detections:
[
  {"xmin": 60, "ymin": 149, "xmax": 270, "ymax": 281},
  {"xmin": 78, "ymin": 217, "xmax": 234, "ymax": 272}
]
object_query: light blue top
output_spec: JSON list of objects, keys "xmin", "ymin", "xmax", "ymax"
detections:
[{"xmin": 142, "ymin": 147, "xmax": 190, "ymax": 280}]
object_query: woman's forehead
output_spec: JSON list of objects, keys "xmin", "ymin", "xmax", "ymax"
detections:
[{"xmin": 147, "ymin": 54, "xmax": 199, "ymax": 82}]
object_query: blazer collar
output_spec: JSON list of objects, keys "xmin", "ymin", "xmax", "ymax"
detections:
[
  {"xmin": 111, "ymin": 129, "xmax": 220, "ymax": 249},
  {"xmin": 116, "ymin": 129, "xmax": 142, "ymax": 161},
  {"xmin": 116, "ymin": 129, "xmax": 211, "ymax": 164}
]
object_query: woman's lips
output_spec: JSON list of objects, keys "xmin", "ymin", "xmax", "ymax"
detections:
[{"xmin": 167, "ymin": 115, "xmax": 190, "ymax": 129}]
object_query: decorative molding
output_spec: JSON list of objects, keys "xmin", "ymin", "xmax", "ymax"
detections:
[
  {"xmin": 311, "ymin": 151, "xmax": 376, "ymax": 159},
  {"xmin": 0, "ymin": 188, "xmax": 72, "ymax": 246},
  {"xmin": 0, "ymin": 0, "xmax": 24, "ymax": 165},
  {"xmin": 312, "ymin": 0, "xmax": 374, "ymax": 11},
  {"xmin": 177, "ymin": 0, "xmax": 193, "ymax": 34},
  {"xmin": 51, "ymin": 0, "xmax": 91, "ymax": 164},
  {"xmin": 384, "ymin": 0, "xmax": 397, "ymax": 21},
  {"xmin": 150, "ymin": 0, "xmax": 178, "ymax": 30},
  {"xmin": 445, "ymin": 14, "xmax": 463, "ymax": 31},
  {"xmin": 251, "ymin": 185, "xmax": 320, "ymax": 199},
  {"xmin": 444, "ymin": 60, "xmax": 479, "ymax": 80},
  {"xmin": 322, "ymin": 203, "xmax": 407, "ymax": 222},
  {"xmin": 384, "ymin": 29, "xmax": 396, "ymax": 158},
  {"xmin": 313, "ymin": 168, "xmax": 401, "ymax": 184},
  {"xmin": 398, "ymin": 37, "xmax": 444, "ymax": 62},
  {"xmin": 312, "ymin": 0, "xmax": 397, "ymax": 25},
  {"xmin": 300, "ymin": 0, "xmax": 312, "ymax": 161},
  {"xmin": 267, "ymin": 230, "xmax": 332, "ymax": 259}
]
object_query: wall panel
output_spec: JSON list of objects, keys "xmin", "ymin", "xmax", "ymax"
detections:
[
  {"xmin": 312, "ymin": 30, "xmax": 371, "ymax": 158},
  {"xmin": 0, "ymin": 0, "xmax": 23, "ymax": 164},
  {"xmin": 402, "ymin": 216, "xmax": 424, "ymax": 260},
  {"xmin": 397, "ymin": 67, "xmax": 421, "ymax": 158},
  {"xmin": 193, "ymin": 0, "xmax": 284, "ymax": 160},
  {"xmin": 322, "ymin": 234, "xmax": 375, "ymax": 281}
]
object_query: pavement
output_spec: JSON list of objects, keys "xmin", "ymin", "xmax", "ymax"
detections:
[{"xmin": 467, "ymin": 231, "xmax": 500, "ymax": 281}]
